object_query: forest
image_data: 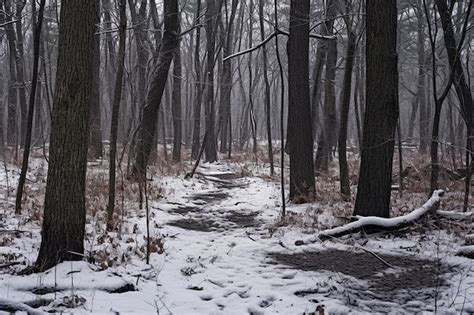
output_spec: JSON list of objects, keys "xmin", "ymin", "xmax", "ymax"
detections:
[{"xmin": 0, "ymin": 0, "xmax": 473, "ymax": 313}]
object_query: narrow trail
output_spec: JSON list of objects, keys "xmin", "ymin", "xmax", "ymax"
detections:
[{"xmin": 150, "ymin": 164, "xmax": 460, "ymax": 314}]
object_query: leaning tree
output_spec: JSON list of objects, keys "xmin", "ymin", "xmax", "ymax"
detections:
[{"xmin": 130, "ymin": 0, "xmax": 180, "ymax": 179}]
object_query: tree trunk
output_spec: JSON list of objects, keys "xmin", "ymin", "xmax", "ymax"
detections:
[
  {"xmin": 89, "ymin": 0, "xmax": 103, "ymax": 160},
  {"xmin": 434, "ymin": 0, "xmax": 473, "ymax": 208},
  {"xmin": 354, "ymin": 0, "xmax": 398, "ymax": 218},
  {"xmin": 416, "ymin": 3, "xmax": 429, "ymax": 154},
  {"xmin": 130, "ymin": 0, "xmax": 179, "ymax": 180},
  {"xmin": 218, "ymin": 0, "xmax": 238, "ymax": 154},
  {"xmin": 107, "ymin": 0, "xmax": 127, "ymax": 231},
  {"xmin": 204, "ymin": 0, "xmax": 219, "ymax": 162},
  {"xmin": 14, "ymin": 0, "xmax": 28, "ymax": 148},
  {"xmin": 15, "ymin": 0, "xmax": 47, "ymax": 215},
  {"xmin": 287, "ymin": 0, "xmax": 315, "ymax": 203},
  {"xmin": 191, "ymin": 0, "xmax": 203, "ymax": 159},
  {"xmin": 172, "ymin": 41, "xmax": 182, "ymax": 162},
  {"xmin": 3, "ymin": 1, "xmax": 19, "ymax": 147},
  {"xmin": 317, "ymin": 38, "xmax": 337, "ymax": 172},
  {"xmin": 314, "ymin": 0, "xmax": 337, "ymax": 172},
  {"xmin": 338, "ymin": 30, "xmax": 356, "ymax": 200},
  {"xmin": 259, "ymin": 0, "xmax": 274, "ymax": 175},
  {"xmin": 33, "ymin": 0, "xmax": 95, "ymax": 272},
  {"xmin": 128, "ymin": 0, "xmax": 148, "ymax": 113}
]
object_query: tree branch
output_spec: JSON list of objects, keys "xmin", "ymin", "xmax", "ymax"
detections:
[{"xmin": 223, "ymin": 29, "xmax": 336, "ymax": 61}]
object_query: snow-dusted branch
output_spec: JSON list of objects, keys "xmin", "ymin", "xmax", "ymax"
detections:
[{"xmin": 295, "ymin": 190, "xmax": 445, "ymax": 245}]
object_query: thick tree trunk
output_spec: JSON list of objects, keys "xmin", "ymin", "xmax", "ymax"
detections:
[
  {"xmin": 172, "ymin": 41, "xmax": 182, "ymax": 162},
  {"xmin": 287, "ymin": 0, "xmax": 315, "ymax": 203},
  {"xmin": 130, "ymin": 0, "xmax": 179, "ymax": 179},
  {"xmin": 107, "ymin": 0, "xmax": 127, "ymax": 231},
  {"xmin": 33, "ymin": 0, "xmax": 95, "ymax": 272},
  {"xmin": 354, "ymin": 0, "xmax": 398, "ymax": 218}
]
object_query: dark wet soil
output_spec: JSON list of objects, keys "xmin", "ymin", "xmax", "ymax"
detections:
[
  {"xmin": 226, "ymin": 212, "xmax": 260, "ymax": 228},
  {"xmin": 270, "ymin": 249, "xmax": 450, "ymax": 307},
  {"xmin": 168, "ymin": 206, "xmax": 202, "ymax": 215},
  {"xmin": 192, "ymin": 192, "xmax": 230, "ymax": 203},
  {"xmin": 168, "ymin": 218, "xmax": 222, "ymax": 232}
]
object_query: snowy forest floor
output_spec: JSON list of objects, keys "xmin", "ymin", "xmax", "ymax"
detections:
[{"xmin": 0, "ymin": 148, "xmax": 473, "ymax": 314}]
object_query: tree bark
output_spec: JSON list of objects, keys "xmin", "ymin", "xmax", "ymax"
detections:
[
  {"xmin": 3, "ymin": 1, "xmax": 19, "ymax": 147},
  {"xmin": 89, "ymin": 0, "xmax": 103, "ymax": 160},
  {"xmin": 191, "ymin": 0, "xmax": 203, "ymax": 159},
  {"xmin": 416, "ymin": 3, "xmax": 429, "ymax": 154},
  {"xmin": 338, "ymin": 30, "xmax": 357, "ymax": 200},
  {"xmin": 172, "ymin": 40, "xmax": 182, "ymax": 162},
  {"xmin": 259, "ymin": 0, "xmax": 274, "ymax": 175},
  {"xmin": 287, "ymin": 0, "xmax": 315, "ymax": 203},
  {"xmin": 314, "ymin": 0, "xmax": 337, "ymax": 172},
  {"xmin": 218, "ymin": 0, "xmax": 238, "ymax": 154},
  {"xmin": 353, "ymin": 0, "xmax": 398, "ymax": 218},
  {"xmin": 33, "ymin": 0, "xmax": 95, "ymax": 272},
  {"xmin": 204, "ymin": 0, "xmax": 220, "ymax": 162},
  {"xmin": 14, "ymin": 0, "xmax": 28, "ymax": 148}
]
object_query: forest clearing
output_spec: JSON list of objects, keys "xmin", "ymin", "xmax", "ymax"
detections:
[{"xmin": 0, "ymin": 0, "xmax": 473, "ymax": 314}]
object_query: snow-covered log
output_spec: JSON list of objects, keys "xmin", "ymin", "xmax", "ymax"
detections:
[
  {"xmin": 295, "ymin": 190, "xmax": 445, "ymax": 245},
  {"xmin": 456, "ymin": 246, "xmax": 474, "ymax": 259},
  {"xmin": 0, "ymin": 298, "xmax": 43, "ymax": 314}
]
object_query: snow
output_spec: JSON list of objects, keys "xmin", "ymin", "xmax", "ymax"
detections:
[{"xmin": 0, "ymin": 159, "xmax": 473, "ymax": 314}]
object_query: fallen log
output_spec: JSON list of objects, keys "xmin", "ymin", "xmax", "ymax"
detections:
[
  {"xmin": 295, "ymin": 190, "xmax": 445, "ymax": 246},
  {"xmin": 456, "ymin": 245, "xmax": 474, "ymax": 259},
  {"xmin": 0, "ymin": 298, "xmax": 43, "ymax": 315}
]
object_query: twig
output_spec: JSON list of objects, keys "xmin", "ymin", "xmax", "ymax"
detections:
[{"xmin": 356, "ymin": 246, "xmax": 397, "ymax": 269}]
